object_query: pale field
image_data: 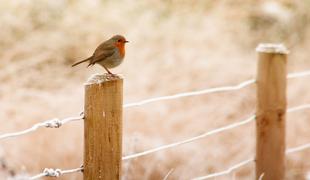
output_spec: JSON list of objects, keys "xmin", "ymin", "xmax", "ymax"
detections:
[{"xmin": 0, "ymin": 0, "xmax": 310, "ymax": 179}]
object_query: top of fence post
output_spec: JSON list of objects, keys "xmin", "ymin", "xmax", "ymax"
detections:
[
  {"xmin": 256, "ymin": 43, "xmax": 289, "ymax": 54},
  {"xmin": 85, "ymin": 73, "xmax": 123, "ymax": 85}
]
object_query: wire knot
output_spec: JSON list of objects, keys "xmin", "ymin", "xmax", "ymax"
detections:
[
  {"xmin": 43, "ymin": 168, "xmax": 62, "ymax": 177},
  {"xmin": 45, "ymin": 119, "xmax": 62, "ymax": 128}
]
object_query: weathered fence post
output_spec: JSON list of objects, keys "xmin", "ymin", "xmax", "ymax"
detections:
[
  {"xmin": 84, "ymin": 74, "xmax": 123, "ymax": 180},
  {"xmin": 255, "ymin": 44, "xmax": 288, "ymax": 180}
]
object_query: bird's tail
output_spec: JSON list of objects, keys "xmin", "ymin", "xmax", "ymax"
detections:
[{"xmin": 71, "ymin": 56, "xmax": 92, "ymax": 67}]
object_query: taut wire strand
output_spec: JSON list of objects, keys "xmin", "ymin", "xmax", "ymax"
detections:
[{"xmin": 0, "ymin": 115, "xmax": 83, "ymax": 140}]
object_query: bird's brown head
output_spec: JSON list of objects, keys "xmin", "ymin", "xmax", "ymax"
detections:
[{"xmin": 111, "ymin": 35, "xmax": 128, "ymax": 58}]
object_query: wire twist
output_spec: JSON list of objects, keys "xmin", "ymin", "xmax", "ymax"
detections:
[
  {"xmin": 44, "ymin": 119, "xmax": 63, "ymax": 128},
  {"xmin": 43, "ymin": 168, "xmax": 62, "ymax": 177},
  {"xmin": 30, "ymin": 166, "xmax": 83, "ymax": 180}
]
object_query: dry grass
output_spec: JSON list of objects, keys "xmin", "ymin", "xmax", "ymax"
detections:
[{"xmin": 0, "ymin": 0, "xmax": 310, "ymax": 179}]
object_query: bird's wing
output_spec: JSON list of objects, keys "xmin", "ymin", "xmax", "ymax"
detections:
[{"xmin": 88, "ymin": 42, "xmax": 115, "ymax": 66}]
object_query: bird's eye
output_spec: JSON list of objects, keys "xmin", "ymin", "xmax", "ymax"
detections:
[{"xmin": 118, "ymin": 39, "xmax": 122, "ymax": 42}]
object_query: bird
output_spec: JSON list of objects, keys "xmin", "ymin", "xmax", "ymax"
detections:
[{"xmin": 72, "ymin": 35, "xmax": 129, "ymax": 74}]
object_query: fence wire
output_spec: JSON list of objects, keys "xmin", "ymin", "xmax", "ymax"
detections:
[
  {"xmin": 286, "ymin": 142, "xmax": 310, "ymax": 154},
  {"xmin": 123, "ymin": 103, "xmax": 310, "ymax": 160},
  {"xmin": 192, "ymin": 142, "xmax": 310, "ymax": 180},
  {"xmin": 123, "ymin": 79, "xmax": 255, "ymax": 108},
  {"xmin": 192, "ymin": 158, "xmax": 254, "ymax": 180},
  {"xmin": 28, "ymin": 142, "xmax": 310, "ymax": 180},
  {"xmin": 287, "ymin": 104, "xmax": 310, "ymax": 113},
  {"xmin": 0, "ymin": 115, "xmax": 83, "ymax": 140},
  {"xmin": 122, "ymin": 115, "xmax": 256, "ymax": 160},
  {"xmin": 124, "ymin": 70, "xmax": 310, "ymax": 108},
  {"xmin": 287, "ymin": 70, "xmax": 310, "ymax": 79},
  {"xmin": 12, "ymin": 103, "xmax": 310, "ymax": 179}
]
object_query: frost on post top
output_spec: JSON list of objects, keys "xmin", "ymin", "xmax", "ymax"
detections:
[
  {"xmin": 85, "ymin": 73, "xmax": 123, "ymax": 85},
  {"xmin": 256, "ymin": 43, "xmax": 289, "ymax": 54}
]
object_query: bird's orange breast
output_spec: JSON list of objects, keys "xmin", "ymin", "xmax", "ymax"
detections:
[{"xmin": 115, "ymin": 42, "xmax": 126, "ymax": 58}]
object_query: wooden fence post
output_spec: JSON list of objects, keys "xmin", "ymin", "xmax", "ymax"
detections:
[
  {"xmin": 84, "ymin": 74, "xmax": 123, "ymax": 180},
  {"xmin": 255, "ymin": 44, "xmax": 288, "ymax": 180}
]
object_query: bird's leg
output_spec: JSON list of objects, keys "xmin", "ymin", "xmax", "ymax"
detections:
[{"xmin": 102, "ymin": 65, "xmax": 114, "ymax": 75}]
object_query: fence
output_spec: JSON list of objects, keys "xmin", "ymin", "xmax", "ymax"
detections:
[{"xmin": 0, "ymin": 44, "xmax": 310, "ymax": 179}]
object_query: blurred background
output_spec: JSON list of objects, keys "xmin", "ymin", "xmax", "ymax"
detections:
[{"xmin": 0, "ymin": 0, "xmax": 310, "ymax": 179}]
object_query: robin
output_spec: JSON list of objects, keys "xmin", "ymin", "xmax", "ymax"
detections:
[{"xmin": 72, "ymin": 35, "xmax": 129, "ymax": 74}]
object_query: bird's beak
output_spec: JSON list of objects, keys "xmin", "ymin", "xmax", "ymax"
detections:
[{"xmin": 125, "ymin": 40, "xmax": 129, "ymax": 43}]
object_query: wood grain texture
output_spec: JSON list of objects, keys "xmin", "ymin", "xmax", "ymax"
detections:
[
  {"xmin": 256, "ymin": 51, "xmax": 287, "ymax": 180},
  {"xmin": 84, "ymin": 74, "xmax": 123, "ymax": 180}
]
